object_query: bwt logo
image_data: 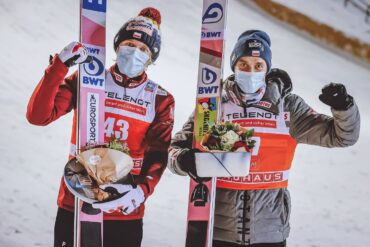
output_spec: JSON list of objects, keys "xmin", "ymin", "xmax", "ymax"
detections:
[
  {"xmin": 83, "ymin": 76, "xmax": 104, "ymax": 87},
  {"xmin": 87, "ymin": 47, "xmax": 100, "ymax": 55},
  {"xmin": 83, "ymin": 56, "xmax": 104, "ymax": 76},
  {"xmin": 201, "ymin": 31, "xmax": 222, "ymax": 39},
  {"xmin": 202, "ymin": 67, "xmax": 217, "ymax": 85},
  {"xmin": 202, "ymin": 3, "xmax": 223, "ymax": 24},
  {"xmin": 198, "ymin": 86, "xmax": 219, "ymax": 95}
]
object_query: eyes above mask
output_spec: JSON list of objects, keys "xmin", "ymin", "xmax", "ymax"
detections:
[
  {"xmin": 116, "ymin": 46, "xmax": 150, "ymax": 78},
  {"xmin": 234, "ymin": 70, "xmax": 266, "ymax": 94}
]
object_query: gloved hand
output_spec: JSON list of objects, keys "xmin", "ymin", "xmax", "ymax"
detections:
[
  {"xmin": 92, "ymin": 184, "xmax": 145, "ymax": 215},
  {"xmin": 319, "ymin": 82, "xmax": 353, "ymax": 110},
  {"xmin": 178, "ymin": 149, "xmax": 211, "ymax": 183},
  {"xmin": 265, "ymin": 68, "xmax": 292, "ymax": 95},
  {"xmin": 58, "ymin": 41, "xmax": 92, "ymax": 67}
]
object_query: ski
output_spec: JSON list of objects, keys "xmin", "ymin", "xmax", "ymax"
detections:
[
  {"xmin": 75, "ymin": 0, "xmax": 107, "ymax": 246},
  {"xmin": 186, "ymin": 1, "xmax": 228, "ymax": 247}
]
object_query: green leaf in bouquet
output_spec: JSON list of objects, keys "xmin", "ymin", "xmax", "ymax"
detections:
[
  {"xmin": 107, "ymin": 138, "xmax": 130, "ymax": 154},
  {"xmin": 224, "ymin": 121, "xmax": 234, "ymax": 131},
  {"xmin": 245, "ymin": 129, "xmax": 255, "ymax": 139},
  {"xmin": 221, "ymin": 143, "xmax": 233, "ymax": 152}
]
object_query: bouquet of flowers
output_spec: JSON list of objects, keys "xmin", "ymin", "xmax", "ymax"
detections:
[
  {"xmin": 201, "ymin": 122, "xmax": 255, "ymax": 152},
  {"xmin": 76, "ymin": 137, "xmax": 132, "ymax": 201}
]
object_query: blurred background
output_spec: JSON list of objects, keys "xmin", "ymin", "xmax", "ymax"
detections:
[{"xmin": 0, "ymin": 0, "xmax": 369, "ymax": 246}]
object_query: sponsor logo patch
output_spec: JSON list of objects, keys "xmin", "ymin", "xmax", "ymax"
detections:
[
  {"xmin": 255, "ymin": 101, "xmax": 272, "ymax": 109},
  {"xmin": 83, "ymin": 56, "xmax": 105, "ymax": 77},
  {"xmin": 198, "ymin": 86, "xmax": 219, "ymax": 95},
  {"xmin": 106, "ymin": 99, "xmax": 147, "ymax": 116},
  {"xmin": 248, "ymin": 40, "xmax": 262, "ymax": 48},
  {"xmin": 144, "ymin": 81, "xmax": 156, "ymax": 92},
  {"xmin": 127, "ymin": 20, "xmax": 153, "ymax": 36},
  {"xmin": 156, "ymin": 88, "xmax": 168, "ymax": 96},
  {"xmin": 202, "ymin": 3, "xmax": 224, "ymax": 24},
  {"xmin": 201, "ymin": 31, "xmax": 222, "ymax": 40},
  {"xmin": 113, "ymin": 71, "xmax": 123, "ymax": 83},
  {"xmin": 198, "ymin": 98, "xmax": 217, "ymax": 112},
  {"xmin": 82, "ymin": 76, "xmax": 104, "ymax": 87},
  {"xmin": 202, "ymin": 67, "xmax": 217, "ymax": 85},
  {"xmin": 87, "ymin": 93, "xmax": 99, "ymax": 143}
]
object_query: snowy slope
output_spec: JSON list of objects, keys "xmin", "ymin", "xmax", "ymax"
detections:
[
  {"xmin": 0, "ymin": 0, "xmax": 369, "ymax": 246},
  {"xmin": 272, "ymin": 0, "xmax": 370, "ymax": 44}
]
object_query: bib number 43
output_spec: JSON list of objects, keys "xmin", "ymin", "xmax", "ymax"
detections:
[{"xmin": 104, "ymin": 117, "xmax": 129, "ymax": 140}]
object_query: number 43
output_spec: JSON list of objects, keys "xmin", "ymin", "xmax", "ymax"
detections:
[{"xmin": 104, "ymin": 117, "xmax": 129, "ymax": 140}]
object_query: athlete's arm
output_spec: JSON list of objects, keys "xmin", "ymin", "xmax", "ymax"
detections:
[
  {"xmin": 26, "ymin": 55, "xmax": 77, "ymax": 126},
  {"xmin": 136, "ymin": 89, "xmax": 175, "ymax": 198},
  {"xmin": 287, "ymin": 93, "xmax": 360, "ymax": 147},
  {"xmin": 167, "ymin": 112, "xmax": 195, "ymax": 176}
]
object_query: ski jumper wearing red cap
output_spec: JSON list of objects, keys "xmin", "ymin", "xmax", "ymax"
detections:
[{"xmin": 27, "ymin": 8, "xmax": 174, "ymax": 247}]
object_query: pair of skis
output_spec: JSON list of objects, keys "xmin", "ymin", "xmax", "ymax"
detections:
[
  {"xmin": 74, "ymin": 0, "xmax": 107, "ymax": 247},
  {"xmin": 186, "ymin": 0, "xmax": 228, "ymax": 247}
]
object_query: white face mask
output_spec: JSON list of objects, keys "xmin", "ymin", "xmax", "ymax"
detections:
[
  {"xmin": 234, "ymin": 70, "xmax": 266, "ymax": 94},
  {"xmin": 116, "ymin": 46, "xmax": 150, "ymax": 78}
]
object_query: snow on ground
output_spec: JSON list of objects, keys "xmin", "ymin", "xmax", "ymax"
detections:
[
  {"xmin": 0, "ymin": 0, "xmax": 369, "ymax": 246},
  {"xmin": 272, "ymin": 0, "xmax": 370, "ymax": 44}
]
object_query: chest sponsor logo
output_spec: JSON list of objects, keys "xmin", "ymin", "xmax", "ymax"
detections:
[
  {"xmin": 225, "ymin": 111, "xmax": 278, "ymax": 121},
  {"xmin": 234, "ymin": 119, "xmax": 277, "ymax": 129},
  {"xmin": 106, "ymin": 91, "xmax": 151, "ymax": 107},
  {"xmin": 106, "ymin": 99, "xmax": 147, "ymax": 116}
]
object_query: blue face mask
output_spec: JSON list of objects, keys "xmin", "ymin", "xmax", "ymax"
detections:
[
  {"xmin": 234, "ymin": 70, "xmax": 266, "ymax": 94},
  {"xmin": 116, "ymin": 46, "xmax": 150, "ymax": 78}
]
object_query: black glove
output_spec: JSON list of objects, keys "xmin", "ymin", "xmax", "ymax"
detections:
[
  {"xmin": 178, "ymin": 149, "xmax": 211, "ymax": 183},
  {"xmin": 265, "ymin": 68, "xmax": 292, "ymax": 96},
  {"xmin": 319, "ymin": 83, "xmax": 353, "ymax": 110}
]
